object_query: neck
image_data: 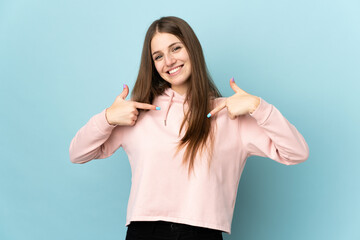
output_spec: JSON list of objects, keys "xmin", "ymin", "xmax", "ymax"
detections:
[{"xmin": 171, "ymin": 83, "xmax": 188, "ymax": 96}]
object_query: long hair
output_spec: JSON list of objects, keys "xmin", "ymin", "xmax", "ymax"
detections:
[{"xmin": 131, "ymin": 16, "xmax": 221, "ymax": 176}]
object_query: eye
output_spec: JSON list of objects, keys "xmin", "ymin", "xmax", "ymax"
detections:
[
  {"xmin": 154, "ymin": 55, "xmax": 162, "ymax": 61},
  {"xmin": 173, "ymin": 46, "xmax": 181, "ymax": 52}
]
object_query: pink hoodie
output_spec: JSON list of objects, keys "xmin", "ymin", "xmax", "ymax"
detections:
[{"xmin": 69, "ymin": 87, "xmax": 309, "ymax": 234}]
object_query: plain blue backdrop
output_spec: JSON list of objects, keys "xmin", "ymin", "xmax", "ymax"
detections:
[{"xmin": 1, "ymin": 0, "xmax": 359, "ymax": 239}]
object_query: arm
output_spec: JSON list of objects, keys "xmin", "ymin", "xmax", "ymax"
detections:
[
  {"xmin": 243, "ymin": 98, "xmax": 309, "ymax": 165},
  {"xmin": 69, "ymin": 108, "xmax": 121, "ymax": 164}
]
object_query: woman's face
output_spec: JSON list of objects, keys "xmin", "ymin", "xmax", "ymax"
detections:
[{"xmin": 151, "ymin": 32, "xmax": 191, "ymax": 95}]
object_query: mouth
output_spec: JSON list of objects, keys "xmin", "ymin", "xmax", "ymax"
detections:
[{"xmin": 167, "ymin": 65, "xmax": 184, "ymax": 76}]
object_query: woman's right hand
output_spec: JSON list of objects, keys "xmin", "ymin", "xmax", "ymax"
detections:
[{"xmin": 105, "ymin": 84, "xmax": 159, "ymax": 126}]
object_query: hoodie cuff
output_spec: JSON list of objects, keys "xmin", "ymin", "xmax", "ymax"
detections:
[
  {"xmin": 249, "ymin": 97, "xmax": 273, "ymax": 126},
  {"xmin": 93, "ymin": 108, "xmax": 117, "ymax": 135}
]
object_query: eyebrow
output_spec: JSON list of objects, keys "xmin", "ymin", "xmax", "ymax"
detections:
[{"xmin": 152, "ymin": 42, "xmax": 182, "ymax": 56}]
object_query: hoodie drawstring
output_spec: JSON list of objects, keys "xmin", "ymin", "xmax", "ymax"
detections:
[{"xmin": 163, "ymin": 90, "xmax": 174, "ymax": 126}]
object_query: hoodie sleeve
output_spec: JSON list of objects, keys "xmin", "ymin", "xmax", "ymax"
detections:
[
  {"xmin": 69, "ymin": 108, "xmax": 123, "ymax": 164},
  {"xmin": 241, "ymin": 98, "xmax": 309, "ymax": 165}
]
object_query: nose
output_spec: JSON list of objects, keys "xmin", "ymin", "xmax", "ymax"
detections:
[{"xmin": 164, "ymin": 54, "xmax": 176, "ymax": 66}]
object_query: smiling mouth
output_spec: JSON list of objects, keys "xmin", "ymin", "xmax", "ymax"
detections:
[{"xmin": 167, "ymin": 65, "xmax": 184, "ymax": 75}]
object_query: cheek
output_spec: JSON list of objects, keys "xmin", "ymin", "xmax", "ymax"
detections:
[
  {"xmin": 184, "ymin": 58, "xmax": 191, "ymax": 72},
  {"xmin": 182, "ymin": 51, "xmax": 190, "ymax": 62},
  {"xmin": 154, "ymin": 62, "xmax": 163, "ymax": 74}
]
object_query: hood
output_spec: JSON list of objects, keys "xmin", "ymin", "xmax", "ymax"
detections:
[{"xmin": 157, "ymin": 88, "xmax": 187, "ymax": 126}]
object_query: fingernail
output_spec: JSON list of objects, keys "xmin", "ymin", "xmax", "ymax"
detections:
[
  {"xmin": 230, "ymin": 77, "xmax": 235, "ymax": 83},
  {"xmin": 123, "ymin": 84, "xmax": 126, "ymax": 89},
  {"xmin": 207, "ymin": 113, "xmax": 211, "ymax": 118},
  {"xmin": 156, "ymin": 107, "xmax": 161, "ymax": 110}
]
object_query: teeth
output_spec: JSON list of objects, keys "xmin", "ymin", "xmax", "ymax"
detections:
[{"xmin": 169, "ymin": 66, "xmax": 181, "ymax": 74}]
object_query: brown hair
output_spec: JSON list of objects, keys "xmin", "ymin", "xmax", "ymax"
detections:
[{"xmin": 131, "ymin": 16, "xmax": 221, "ymax": 176}]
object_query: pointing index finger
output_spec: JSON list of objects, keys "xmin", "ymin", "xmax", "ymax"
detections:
[
  {"xmin": 134, "ymin": 101, "xmax": 160, "ymax": 110},
  {"xmin": 207, "ymin": 100, "xmax": 226, "ymax": 118}
]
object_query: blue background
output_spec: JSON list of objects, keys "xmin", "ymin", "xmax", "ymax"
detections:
[{"xmin": 1, "ymin": 0, "xmax": 359, "ymax": 239}]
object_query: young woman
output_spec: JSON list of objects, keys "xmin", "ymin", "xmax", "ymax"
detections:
[{"xmin": 69, "ymin": 16, "xmax": 309, "ymax": 240}]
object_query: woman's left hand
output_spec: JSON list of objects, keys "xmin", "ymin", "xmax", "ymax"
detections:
[{"xmin": 207, "ymin": 77, "xmax": 260, "ymax": 119}]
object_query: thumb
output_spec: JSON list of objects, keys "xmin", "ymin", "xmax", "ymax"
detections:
[
  {"xmin": 119, "ymin": 84, "xmax": 129, "ymax": 99},
  {"xmin": 229, "ymin": 77, "xmax": 248, "ymax": 95}
]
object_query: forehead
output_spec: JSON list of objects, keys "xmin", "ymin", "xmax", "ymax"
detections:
[{"xmin": 151, "ymin": 32, "xmax": 182, "ymax": 52}]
